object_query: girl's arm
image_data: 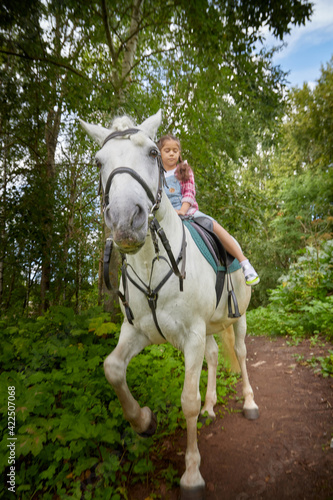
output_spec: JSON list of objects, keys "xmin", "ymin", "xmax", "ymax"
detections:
[
  {"xmin": 176, "ymin": 202, "xmax": 191, "ymax": 216},
  {"xmin": 179, "ymin": 169, "xmax": 198, "ymax": 214}
]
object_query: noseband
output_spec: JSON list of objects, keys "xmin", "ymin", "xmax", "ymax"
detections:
[{"xmin": 100, "ymin": 127, "xmax": 186, "ymax": 340}]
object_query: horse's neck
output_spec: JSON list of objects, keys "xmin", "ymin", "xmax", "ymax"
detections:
[{"xmin": 156, "ymin": 194, "xmax": 183, "ymax": 241}]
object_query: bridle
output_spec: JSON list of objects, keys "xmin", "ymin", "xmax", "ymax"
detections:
[
  {"xmin": 101, "ymin": 128, "xmax": 164, "ymax": 213},
  {"xmin": 100, "ymin": 128, "xmax": 186, "ymax": 339}
]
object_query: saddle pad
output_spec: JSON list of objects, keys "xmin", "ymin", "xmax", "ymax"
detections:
[{"xmin": 182, "ymin": 219, "xmax": 241, "ymax": 274}]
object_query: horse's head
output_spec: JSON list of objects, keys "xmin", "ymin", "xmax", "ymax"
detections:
[{"xmin": 80, "ymin": 110, "xmax": 163, "ymax": 254}]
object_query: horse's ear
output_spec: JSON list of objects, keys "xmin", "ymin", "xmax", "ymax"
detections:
[
  {"xmin": 139, "ymin": 109, "xmax": 162, "ymax": 140},
  {"xmin": 79, "ymin": 119, "xmax": 110, "ymax": 146}
]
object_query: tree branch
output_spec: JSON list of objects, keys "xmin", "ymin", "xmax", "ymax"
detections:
[
  {"xmin": 0, "ymin": 48, "xmax": 88, "ymax": 80},
  {"xmin": 0, "ymin": 48, "xmax": 111, "ymax": 91},
  {"xmin": 119, "ymin": 45, "xmax": 180, "ymax": 86},
  {"xmin": 100, "ymin": 0, "xmax": 117, "ymax": 64}
]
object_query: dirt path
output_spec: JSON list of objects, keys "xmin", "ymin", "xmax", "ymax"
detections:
[{"xmin": 129, "ymin": 336, "xmax": 333, "ymax": 500}]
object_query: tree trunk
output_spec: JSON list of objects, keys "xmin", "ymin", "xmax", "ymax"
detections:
[
  {"xmin": 56, "ymin": 154, "xmax": 79, "ymax": 304},
  {"xmin": 5, "ymin": 255, "xmax": 18, "ymax": 311},
  {"xmin": 98, "ymin": 0, "xmax": 143, "ymax": 320},
  {"xmin": 75, "ymin": 201, "xmax": 83, "ymax": 313},
  {"xmin": 40, "ymin": 105, "xmax": 61, "ymax": 312},
  {"xmin": 39, "ymin": 11, "xmax": 65, "ymax": 313},
  {"xmin": 121, "ymin": 0, "xmax": 144, "ymax": 84},
  {"xmin": 0, "ymin": 128, "xmax": 7, "ymax": 309}
]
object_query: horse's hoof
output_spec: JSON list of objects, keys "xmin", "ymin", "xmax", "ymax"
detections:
[
  {"xmin": 138, "ymin": 410, "xmax": 157, "ymax": 438},
  {"xmin": 180, "ymin": 484, "xmax": 206, "ymax": 500},
  {"xmin": 243, "ymin": 407, "xmax": 259, "ymax": 420}
]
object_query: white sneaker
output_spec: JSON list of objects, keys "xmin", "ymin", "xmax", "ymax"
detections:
[{"xmin": 241, "ymin": 261, "xmax": 260, "ymax": 286}]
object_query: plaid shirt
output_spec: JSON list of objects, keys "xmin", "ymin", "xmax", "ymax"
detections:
[{"xmin": 180, "ymin": 168, "xmax": 199, "ymax": 215}]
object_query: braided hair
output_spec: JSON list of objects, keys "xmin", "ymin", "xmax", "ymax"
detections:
[{"xmin": 157, "ymin": 135, "xmax": 192, "ymax": 182}]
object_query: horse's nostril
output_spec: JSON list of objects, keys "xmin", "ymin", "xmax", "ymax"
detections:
[{"xmin": 131, "ymin": 204, "xmax": 146, "ymax": 230}]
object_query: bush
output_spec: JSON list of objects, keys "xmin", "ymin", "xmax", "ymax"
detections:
[
  {"xmin": 247, "ymin": 240, "xmax": 333, "ymax": 376},
  {"xmin": 248, "ymin": 240, "xmax": 333, "ymax": 339},
  {"xmin": 269, "ymin": 240, "xmax": 333, "ymax": 308},
  {"xmin": 0, "ymin": 306, "xmax": 236, "ymax": 498}
]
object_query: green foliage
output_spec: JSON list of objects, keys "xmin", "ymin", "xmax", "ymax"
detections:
[
  {"xmin": 247, "ymin": 240, "xmax": 333, "ymax": 376},
  {"xmin": 318, "ymin": 351, "xmax": 333, "ymax": 377},
  {"xmin": 293, "ymin": 350, "xmax": 333, "ymax": 378},
  {"xmin": 244, "ymin": 58, "xmax": 333, "ymax": 305},
  {"xmin": 0, "ymin": 307, "xmax": 121, "ymax": 498},
  {"xmin": 0, "ymin": 306, "xmax": 236, "ymax": 498},
  {"xmin": 271, "ymin": 243, "xmax": 333, "ymax": 304}
]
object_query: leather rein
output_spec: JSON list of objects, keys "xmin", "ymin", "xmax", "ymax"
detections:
[{"xmin": 101, "ymin": 128, "xmax": 186, "ymax": 340}]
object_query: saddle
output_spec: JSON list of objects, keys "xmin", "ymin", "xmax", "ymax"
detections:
[{"xmin": 182, "ymin": 216, "xmax": 241, "ymax": 317}]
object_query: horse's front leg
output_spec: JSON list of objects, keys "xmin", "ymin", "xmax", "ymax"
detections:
[
  {"xmin": 233, "ymin": 314, "xmax": 259, "ymax": 420},
  {"xmin": 104, "ymin": 323, "xmax": 156, "ymax": 436},
  {"xmin": 180, "ymin": 326, "xmax": 206, "ymax": 500}
]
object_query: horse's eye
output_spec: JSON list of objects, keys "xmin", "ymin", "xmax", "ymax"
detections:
[
  {"xmin": 149, "ymin": 148, "xmax": 159, "ymax": 159},
  {"xmin": 95, "ymin": 158, "xmax": 102, "ymax": 169}
]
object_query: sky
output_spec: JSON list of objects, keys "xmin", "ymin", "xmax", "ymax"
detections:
[{"xmin": 265, "ymin": 0, "xmax": 333, "ymax": 88}]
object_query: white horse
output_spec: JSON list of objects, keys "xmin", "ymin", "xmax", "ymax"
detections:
[{"xmin": 80, "ymin": 110, "xmax": 259, "ymax": 500}]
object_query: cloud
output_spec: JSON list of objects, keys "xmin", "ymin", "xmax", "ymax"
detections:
[
  {"xmin": 258, "ymin": 0, "xmax": 333, "ymax": 87},
  {"xmin": 310, "ymin": 0, "xmax": 333, "ymax": 28},
  {"xmin": 264, "ymin": 0, "xmax": 333, "ymax": 60}
]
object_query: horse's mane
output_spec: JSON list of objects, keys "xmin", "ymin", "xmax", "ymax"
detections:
[
  {"xmin": 110, "ymin": 115, "xmax": 135, "ymax": 132},
  {"xmin": 110, "ymin": 115, "xmax": 148, "ymax": 146}
]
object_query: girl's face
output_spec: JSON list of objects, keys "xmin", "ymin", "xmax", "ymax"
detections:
[{"xmin": 160, "ymin": 139, "xmax": 181, "ymax": 171}]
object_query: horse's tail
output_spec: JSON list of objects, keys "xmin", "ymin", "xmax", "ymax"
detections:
[{"xmin": 218, "ymin": 325, "xmax": 241, "ymax": 373}]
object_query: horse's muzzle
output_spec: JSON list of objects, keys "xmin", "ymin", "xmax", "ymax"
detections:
[
  {"xmin": 114, "ymin": 237, "xmax": 145, "ymax": 254},
  {"xmin": 104, "ymin": 200, "xmax": 148, "ymax": 254}
]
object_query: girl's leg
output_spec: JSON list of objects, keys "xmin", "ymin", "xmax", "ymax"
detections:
[
  {"xmin": 212, "ymin": 221, "xmax": 245, "ymax": 261},
  {"xmin": 212, "ymin": 221, "xmax": 260, "ymax": 286}
]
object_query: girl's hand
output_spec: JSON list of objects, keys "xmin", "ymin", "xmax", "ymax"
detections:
[{"xmin": 176, "ymin": 202, "xmax": 191, "ymax": 216}]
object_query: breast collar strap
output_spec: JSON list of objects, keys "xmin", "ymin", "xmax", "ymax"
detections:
[
  {"xmin": 103, "ymin": 223, "xmax": 186, "ymax": 340},
  {"xmin": 124, "ymin": 221, "xmax": 186, "ymax": 340}
]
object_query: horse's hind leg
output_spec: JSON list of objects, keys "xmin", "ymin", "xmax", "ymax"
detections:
[
  {"xmin": 201, "ymin": 335, "xmax": 218, "ymax": 418},
  {"xmin": 233, "ymin": 315, "xmax": 259, "ymax": 420},
  {"xmin": 104, "ymin": 323, "xmax": 156, "ymax": 436},
  {"xmin": 220, "ymin": 325, "xmax": 241, "ymax": 373}
]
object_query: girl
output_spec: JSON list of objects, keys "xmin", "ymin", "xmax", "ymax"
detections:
[{"xmin": 157, "ymin": 135, "xmax": 260, "ymax": 286}]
